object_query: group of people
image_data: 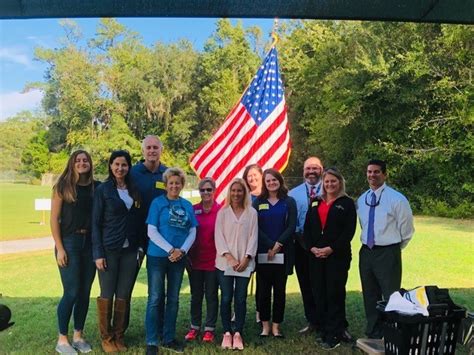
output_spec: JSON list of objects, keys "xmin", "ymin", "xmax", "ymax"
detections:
[{"xmin": 51, "ymin": 134, "xmax": 414, "ymax": 354}]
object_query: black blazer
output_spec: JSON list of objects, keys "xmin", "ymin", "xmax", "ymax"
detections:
[
  {"xmin": 303, "ymin": 195, "xmax": 356, "ymax": 258},
  {"xmin": 92, "ymin": 179, "xmax": 146, "ymax": 260}
]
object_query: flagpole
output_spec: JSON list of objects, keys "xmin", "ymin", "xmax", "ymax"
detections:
[{"xmin": 271, "ymin": 18, "xmax": 279, "ymax": 47}]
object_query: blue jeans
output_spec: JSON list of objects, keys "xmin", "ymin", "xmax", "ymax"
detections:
[
  {"xmin": 56, "ymin": 234, "xmax": 96, "ymax": 335},
  {"xmin": 145, "ymin": 256, "xmax": 185, "ymax": 345},
  {"xmin": 217, "ymin": 270, "xmax": 250, "ymax": 334}
]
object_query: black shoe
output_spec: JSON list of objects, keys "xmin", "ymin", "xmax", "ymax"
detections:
[
  {"xmin": 162, "ymin": 340, "xmax": 184, "ymax": 353},
  {"xmin": 146, "ymin": 345, "xmax": 159, "ymax": 355},
  {"xmin": 341, "ymin": 329, "xmax": 353, "ymax": 343},
  {"xmin": 321, "ymin": 339, "xmax": 341, "ymax": 351}
]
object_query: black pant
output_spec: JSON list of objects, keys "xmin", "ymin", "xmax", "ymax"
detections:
[
  {"xmin": 256, "ymin": 263, "xmax": 288, "ymax": 323},
  {"xmin": 187, "ymin": 268, "xmax": 219, "ymax": 330},
  {"xmin": 294, "ymin": 239, "xmax": 319, "ymax": 327},
  {"xmin": 309, "ymin": 254, "xmax": 350, "ymax": 341},
  {"xmin": 98, "ymin": 248, "xmax": 138, "ymax": 300},
  {"xmin": 359, "ymin": 244, "xmax": 402, "ymax": 338}
]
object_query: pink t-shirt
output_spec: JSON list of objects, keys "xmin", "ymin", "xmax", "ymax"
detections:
[{"xmin": 188, "ymin": 202, "xmax": 221, "ymax": 271}]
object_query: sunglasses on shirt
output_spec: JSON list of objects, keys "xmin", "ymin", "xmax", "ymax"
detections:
[{"xmin": 199, "ymin": 188, "xmax": 214, "ymax": 193}]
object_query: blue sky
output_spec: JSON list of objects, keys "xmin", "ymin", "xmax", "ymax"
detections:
[{"xmin": 0, "ymin": 17, "xmax": 275, "ymax": 120}]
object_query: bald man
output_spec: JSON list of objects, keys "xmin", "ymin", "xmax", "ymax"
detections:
[{"xmin": 289, "ymin": 157, "xmax": 324, "ymax": 334}]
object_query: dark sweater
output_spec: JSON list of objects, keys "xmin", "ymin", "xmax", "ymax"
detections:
[
  {"xmin": 252, "ymin": 195, "xmax": 297, "ymax": 275},
  {"xmin": 91, "ymin": 179, "xmax": 146, "ymax": 260},
  {"xmin": 303, "ymin": 195, "xmax": 356, "ymax": 258}
]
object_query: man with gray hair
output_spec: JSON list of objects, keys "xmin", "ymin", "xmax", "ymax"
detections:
[
  {"xmin": 126, "ymin": 135, "xmax": 168, "ymax": 334},
  {"xmin": 131, "ymin": 135, "xmax": 168, "ymax": 214}
]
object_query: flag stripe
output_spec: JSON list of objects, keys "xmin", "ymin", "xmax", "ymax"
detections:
[
  {"xmin": 190, "ymin": 104, "xmax": 245, "ymax": 170},
  {"xmin": 211, "ymin": 103, "xmax": 287, "ymax": 183},
  {"xmin": 189, "ymin": 46, "xmax": 291, "ymax": 204},
  {"xmin": 213, "ymin": 106, "xmax": 289, "ymax": 202}
]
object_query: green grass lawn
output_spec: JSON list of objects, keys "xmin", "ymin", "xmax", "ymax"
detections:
[
  {"xmin": 0, "ymin": 182, "xmax": 200, "ymax": 241},
  {"xmin": 0, "ymin": 182, "xmax": 53, "ymax": 240},
  {"xmin": 1, "ymin": 216, "xmax": 473, "ymax": 353}
]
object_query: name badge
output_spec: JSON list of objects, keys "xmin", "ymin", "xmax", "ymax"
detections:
[
  {"xmin": 312, "ymin": 201, "xmax": 319, "ymax": 207},
  {"xmin": 195, "ymin": 209, "xmax": 202, "ymax": 215},
  {"xmin": 134, "ymin": 201, "xmax": 140, "ymax": 208},
  {"xmin": 155, "ymin": 181, "xmax": 165, "ymax": 189},
  {"xmin": 259, "ymin": 204, "xmax": 269, "ymax": 210}
]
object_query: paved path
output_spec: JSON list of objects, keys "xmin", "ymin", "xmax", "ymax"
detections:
[{"xmin": 0, "ymin": 236, "xmax": 54, "ymax": 254}]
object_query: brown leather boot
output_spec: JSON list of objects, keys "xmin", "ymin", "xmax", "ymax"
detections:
[
  {"xmin": 112, "ymin": 298, "xmax": 128, "ymax": 352},
  {"xmin": 97, "ymin": 297, "xmax": 118, "ymax": 353}
]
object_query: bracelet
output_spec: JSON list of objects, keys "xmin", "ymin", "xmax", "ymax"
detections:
[{"xmin": 168, "ymin": 248, "xmax": 175, "ymax": 256}]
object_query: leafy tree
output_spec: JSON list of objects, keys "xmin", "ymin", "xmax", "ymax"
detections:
[
  {"xmin": 280, "ymin": 21, "xmax": 473, "ymax": 216},
  {"xmin": 195, "ymin": 19, "xmax": 261, "ymax": 139},
  {"xmin": 21, "ymin": 130, "xmax": 50, "ymax": 178},
  {"xmin": 0, "ymin": 112, "xmax": 47, "ymax": 173}
]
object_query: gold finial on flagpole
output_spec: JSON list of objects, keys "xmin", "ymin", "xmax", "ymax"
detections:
[{"xmin": 271, "ymin": 18, "xmax": 279, "ymax": 47}]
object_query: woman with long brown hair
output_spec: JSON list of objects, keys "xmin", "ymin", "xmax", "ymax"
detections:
[
  {"xmin": 51, "ymin": 150, "xmax": 99, "ymax": 354},
  {"xmin": 252, "ymin": 169, "xmax": 296, "ymax": 338}
]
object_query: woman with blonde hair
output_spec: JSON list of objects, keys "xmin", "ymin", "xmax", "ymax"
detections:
[
  {"xmin": 215, "ymin": 178, "xmax": 258, "ymax": 350},
  {"xmin": 304, "ymin": 168, "xmax": 356, "ymax": 350},
  {"xmin": 51, "ymin": 150, "xmax": 99, "ymax": 354},
  {"xmin": 145, "ymin": 167, "xmax": 198, "ymax": 355}
]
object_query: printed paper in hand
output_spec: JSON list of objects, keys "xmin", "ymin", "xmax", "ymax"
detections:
[
  {"xmin": 224, "ymin": 266, "xmax": 252, "ymax": 278},
  {"xmin": 257, "ymin": 253, "xmax": 284, "ymax": 264}
]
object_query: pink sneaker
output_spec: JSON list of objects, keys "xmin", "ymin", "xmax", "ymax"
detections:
[
  {"xmin": 221, "ymin": 332, "xmax": 232, "ymax": 349},
  {"xmin": 184, "ymin": 328, "xmax": 199, "ymax": 341},
  {"xmin": 232, "ymin": 332, "xmax": 244, "ymax": 350},
  {"xmin": 202, "ymin": 331, "xmax": 215, "ymax": 343}
]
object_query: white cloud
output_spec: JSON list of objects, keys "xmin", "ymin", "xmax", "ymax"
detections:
[
  {"xmin": 0, "ymin": 89, "xmax": 44, "ymax": 120},
  {"xmin": 0, "ymin": 47, "xmax": 34, "ymax": 68}
]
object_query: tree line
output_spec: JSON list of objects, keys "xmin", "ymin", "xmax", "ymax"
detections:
[{"xmin": 1, "ymin": 19, "xmax": 472, "ymax": 217}]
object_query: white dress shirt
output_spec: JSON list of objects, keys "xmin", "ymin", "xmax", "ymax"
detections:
[{"xmin": 357, "ymin": 183, "xmax": 414, "ymax": 249}]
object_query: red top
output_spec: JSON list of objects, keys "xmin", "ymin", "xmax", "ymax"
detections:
[
  {"xmin": 317, "ymin": 199, "xmax": 333, "ymax": 230},
  {"xmin": 188, "ymin": 201, "xmax": 221, "ymax": 271}
]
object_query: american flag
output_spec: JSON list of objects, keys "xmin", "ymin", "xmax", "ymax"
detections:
[{"xmin": 190, "ymin": 46, "xmax": 291, "ymax": 203}]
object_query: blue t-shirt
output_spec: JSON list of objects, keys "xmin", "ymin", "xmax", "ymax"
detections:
[
  {"xmin": 146, "ymin": 195, "xmax": 198, "ymax": 257},
  {"xmin": 256, "ymin": 199, "xmax": 288, "ymax": 253}
]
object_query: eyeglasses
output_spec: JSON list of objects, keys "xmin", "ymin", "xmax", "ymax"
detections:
[{"xmin": 199, "ymin": 188, "xmax": 213, "ymax": 193}]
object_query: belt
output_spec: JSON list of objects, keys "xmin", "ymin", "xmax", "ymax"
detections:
[
  {"xmin": 74, "ymin": 229, "xmax": 89, "ymax": 235},
  {"xmin": 362, "ymin": 243, "xmax": 400, "ymax": 250}
]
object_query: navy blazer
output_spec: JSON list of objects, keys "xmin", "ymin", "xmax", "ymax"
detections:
[
  {"xmin": 92, "ymin": 179, "xmax": 146, "ymax": 260},
  {"xmin": 303, "ymin": 195, "xmax": 356, "ymax": 258}
]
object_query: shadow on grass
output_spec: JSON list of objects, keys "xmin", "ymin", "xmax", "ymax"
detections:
[{"xmin": 1, "ymin": 289, "xmax": 472, "ymax": 354}]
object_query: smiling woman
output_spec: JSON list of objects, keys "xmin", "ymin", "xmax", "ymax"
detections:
[
  {"xmin": 144, "ymin": 167, "xmax": 199, "ymax": 354},
  {"xmin": 91, "ymin": 150, "xmax": 146, "ymax": 352}
]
